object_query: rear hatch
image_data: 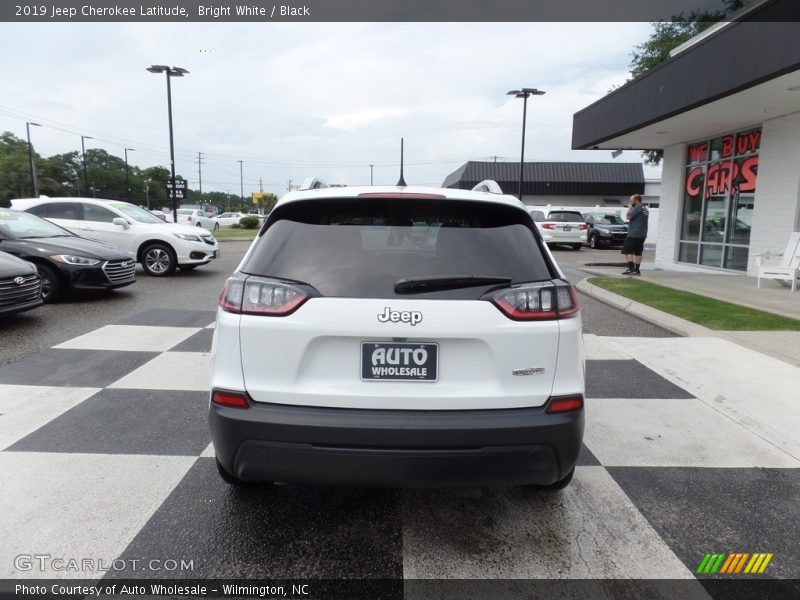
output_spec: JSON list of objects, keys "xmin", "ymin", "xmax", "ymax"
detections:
[{"xmin": 230, "ymin": 196, "xmax": 578, "ymax": 410}]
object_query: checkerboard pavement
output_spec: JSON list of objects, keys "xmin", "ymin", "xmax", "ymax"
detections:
[{"xmin": 2, "ymin": 309, "xmax": 799, "ymax": 586}]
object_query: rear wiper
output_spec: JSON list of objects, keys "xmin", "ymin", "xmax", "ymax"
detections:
[{"xmin": 395, "ymin": 275, "xmax": 512, "ymax": 294}]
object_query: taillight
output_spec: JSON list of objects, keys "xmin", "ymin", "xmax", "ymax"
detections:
[
  {"xmin": 546, "ymin": 394, "xmax": 584, "ymax": 414},
  {"xmin": 490, "ymin": 282, "xmax": 580, "ymax": 320},
  {"xmin": 578, "ymin": 223, "xmax": 589, "ymax": 231},
  {"xmin": 219, "ymin": 274, "xmax": 308, "ymax": 316},
  {"xmin": 212, "ymin": 389, "xmax": 249, "ymax": 409},
  {"xmin": 187, "ymin": 215, "xmax": 192, "ymax": 222},
  {"xmin": 541, "ymin": 223, "xmax": 556, "ymax": 230}
]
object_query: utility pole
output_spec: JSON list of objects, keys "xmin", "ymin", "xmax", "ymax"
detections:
[
  {"xmin": 259, "ymin": 177, "xmax": 263, "ymax": 192},
  {"xmin": 80, "ymin": 135, "xmax": 94, "ymax": 197},
  {"xmin": 197, "ymin": 151, "xmax": 204, "ymax": 197},
  {"xmin": 26, "ymin": 122, "xmax": 41, "ymax": 197},
  {"xmin": 287, "ymin": 179, "xmax": 293, "ymax": 191},
  {"xmin": 124, "ymin": 148, "xmax": 135, "ymax": 203}
]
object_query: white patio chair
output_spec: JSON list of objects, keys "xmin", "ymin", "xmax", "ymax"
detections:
[{"xmin": 756, "ymin": 232, "xmax": 800, "ymax": 292}]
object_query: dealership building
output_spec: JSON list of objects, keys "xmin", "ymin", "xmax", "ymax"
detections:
[{"xmin": 572, "ymin": 0, "xmax": 800, "ymax": 274}]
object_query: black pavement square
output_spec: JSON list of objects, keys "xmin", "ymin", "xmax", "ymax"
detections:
[
  {"xmin": 8, "ymin": 388, "xmax": 210, "ymax": 456},
  {"xmin": 108, "ymin": 458, "xmax": 403, "ymax": 579},
  {"xmin": 168, "ymin": 328, "xmax": 215, "ymax": 352},
  {"xmin": 0, "ymin": 349, "xmax": 158, "ymax": 387},
  {"xmin": 586, "ymin": 359, "xmax": 694, "ymax": 398},
  {"xmin": 608, "ymin": 467, "xmax": 800, "ymax": 579},
  {"xmin": 116, "ymin": 309, "xmax": 216, "ymax": 328},
  {"xmin": 576, "ymin": 442, "xmax": 601, "ymax": 466}
]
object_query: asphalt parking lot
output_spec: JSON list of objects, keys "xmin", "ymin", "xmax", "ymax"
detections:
[{"xmin": 2, "ymin": 241, "xmax": 799, "ymax": 597}]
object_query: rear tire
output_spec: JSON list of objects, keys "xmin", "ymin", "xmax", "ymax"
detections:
[
  {"xmin": 141, "ymin": 243, "xmax": 177, "ymax": 277},
  {"xmin": 588, "ymin": 234, "xmax": 598, "ymax": 249},
  {"xmin": 571, "ymin": 244, "xmax": 582, "ymax": 251},
  {"xmin": 522, "ymin": 467, "xmax": 574, "ymax": 491},
  {"xmin": 37, "ymin": 262, "xmax": 63, "ymax": 302},
  {"xmin": 216, "ymin": 458, "xmax": 274, "ymax": 488}
]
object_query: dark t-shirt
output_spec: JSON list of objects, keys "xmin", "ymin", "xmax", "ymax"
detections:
[{"xmin": 627, "ymin": 204, "xmax": 649, "ymax": 239}]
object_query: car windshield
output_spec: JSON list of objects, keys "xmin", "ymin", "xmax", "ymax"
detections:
[
  {"xmin": 241, "ymin": 198, "xmax": 554, "ymax": 299},
  {"xmin": 591, "ymin": 214, "xmax": 626, "ymax": 225},
  {"xmin": 0, "ymin": 210, "xmax": 76, "ymax": 239},
  {"xmin": 108, "ymin": 202, "xmax": 164, "ymax": 224},
  {"xmin": 547, "ymin": 211, "xmax": 584, "ymax": 222}
]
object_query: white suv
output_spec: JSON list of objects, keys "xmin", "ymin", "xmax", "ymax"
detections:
[
  {"xmin": 11, "ymin": 198, "xmax": 219, "ymax": 276},
  {"xmin": 529, "ymin": 209, "xmax": 589, "ymax": 250},
  {"xmin": 210, "ymin": 182, "xmax": 584, "ymax": 488}
]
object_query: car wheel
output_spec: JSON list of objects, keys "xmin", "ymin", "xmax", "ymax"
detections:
[
  {"xmin": 213, "ymin": 222, "xmax": 220, "ymax": 230},
  {"xmin": 571, "ymin": 244, "xmax": 582, "ymax": 251},
  {"xmin": 215, "ymin": 458, "xmax": 273, "ymax": 488},
  {"xmin": 588, "ymin": 234, "xmax": 598, "ymax": 249},
  {"xmin": 197, "ymin": 222, "xmax": 203, "ymax": 227},
  {"xmin": 141, "ymin": 243, "xmax": 177, "ymax": 277},
  {"xmin": 37, "ymin": 263, "xmax": 63, "ymax": 302},
  {"xmin": 522, "ymin": 467, "xmax": 575, "ymax": 491}
]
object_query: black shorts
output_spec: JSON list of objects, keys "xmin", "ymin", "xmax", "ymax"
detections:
[{"xmin": 622, "ymin": 237, "xmax": 645, "ymax": 256}]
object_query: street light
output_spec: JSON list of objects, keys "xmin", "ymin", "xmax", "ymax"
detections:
[
  {"xmin": 147, "ymin": 64, "xmax": 189, "ymax": 223},
  {"xmin": 25, "ymin": 122, "xmax": 41, "ymax": 197},
  {"xmin": 81, "ymin": 135, "xmax": 94, "ymax": 197},
  {"xmin": 507, "ymin": 88, "xmax": 545, "ymax": 200},
  {"xmin": 238, "ymin": 160, "xmax": 244, "ymax": 211},
  {"xmin": 124, "ymin": 148, "xmax": 135, "ymax": 203}
]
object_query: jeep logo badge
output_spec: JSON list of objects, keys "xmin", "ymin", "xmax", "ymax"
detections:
[{"xmin": 377, "ymin": 307, "xmax": 423, "ymax": 326}]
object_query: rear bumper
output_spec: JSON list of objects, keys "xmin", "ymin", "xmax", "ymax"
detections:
[{"xmin": 209, "ymin": 398, "xmax": 584, "ymax": 487}]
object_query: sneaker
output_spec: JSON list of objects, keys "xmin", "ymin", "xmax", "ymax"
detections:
[
  {"xmin": 622, "ymin": 269, "xmax": 634, "ymax": 275},
  {"xmin": 630, "ymin": 271, "xmax": 641, "ymax": 276}
]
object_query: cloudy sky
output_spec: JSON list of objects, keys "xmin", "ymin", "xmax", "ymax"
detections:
[{"xmin": 1, "ymin": 22, "xmax": 657, "ymax": 197}]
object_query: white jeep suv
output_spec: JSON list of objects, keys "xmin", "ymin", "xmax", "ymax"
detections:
[
  {"xmin": 210, "ymin": 182, "xmax": 584, "ymax": 488},
  {"xmin": 11, "ymin": 198, "xmax": 219, "ymax": 276}
]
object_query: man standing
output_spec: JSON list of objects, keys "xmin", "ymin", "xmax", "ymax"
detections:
[{"xmin": 622, "ymin": 194, "xmax": 649, "ymax": 276}]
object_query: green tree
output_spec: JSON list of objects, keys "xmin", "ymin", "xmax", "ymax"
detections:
[
  {"xmin": 629, "ymin": 0, "xmax": 747, "ymax": 165},
  {"xmin": 0, "ymin": 132, "xmax": 35, "ymax": 205}
]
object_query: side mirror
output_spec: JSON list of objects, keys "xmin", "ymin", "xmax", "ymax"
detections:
[{"xmin": 112, "ymin": 218, "xmax": 129, "ymax": 228}]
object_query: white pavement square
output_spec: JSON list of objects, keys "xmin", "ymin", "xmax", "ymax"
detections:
[
  {"xmin": 584, "ymin": 398, "xmax": 800, "ymax": 468},
  {"xmin": 402, "ymin": 466, "xmax": 697, "ymax": 579},
  {"xmin": 53, "ymin": 325, "xmax": 201, "ymax": 352},
  {"xmin": 109, "ymin": 352, "xmax": 212, "ymax": 391},
  {"xmin": 0, "ymin": 385, "xmax": 100, "ymax": 451},
  {"xmin": 602, "ymin": 336, "xmax": 800, "ymax": 461},
  {"xmin": 582, "ymin": 334, "xmax": 631, "ymax": 361},
  {"xmin": 0, "ymin": 452, "xmax": 195, "ymax": 578}
]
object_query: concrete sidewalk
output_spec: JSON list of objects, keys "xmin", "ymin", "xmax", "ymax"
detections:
[{"xmin": 577, "ymin": 263, "xmax": 800, "ymax": 367}]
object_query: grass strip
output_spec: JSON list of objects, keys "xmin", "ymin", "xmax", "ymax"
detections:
[
  {"xmin": 588, "ymin": 277, "xmax": 800, "ymax": 331},
  {"xmin": 213, "ymin": 228, "xmax": 258, "ymax": 240}
]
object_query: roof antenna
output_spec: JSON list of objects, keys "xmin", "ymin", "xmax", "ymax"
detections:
[{"xmin": 397, "ymin": 138, "xmax": 407, "ymax": 186}]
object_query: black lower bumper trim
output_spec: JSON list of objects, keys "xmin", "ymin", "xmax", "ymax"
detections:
[{"xmin": 210, "ymin": 400, "xmax": 584, "ymax": 488}]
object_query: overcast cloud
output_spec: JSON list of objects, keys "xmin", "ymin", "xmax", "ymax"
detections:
[{"xmin": 0, "ymin": 22, "xmax": 657, "ymax": 197}]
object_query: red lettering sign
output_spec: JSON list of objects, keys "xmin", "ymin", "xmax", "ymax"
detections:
[
  {"xmin": 721, "ymin": 135, "xmax": 734, "ymax": 158},
  {"xmin": 688, "ymin": 143, "xmax": 708, "ymax": 164},
  {"xmin": 686, "ymin": 167, "xmax": 703, "ymax": 197},
  {"xmin": 705, "ymin": 161, "xmax": 733, "ymax": 198},
  {"xmin": 736, "ymin": 156, "xmax": 758, "ymax": 193}
]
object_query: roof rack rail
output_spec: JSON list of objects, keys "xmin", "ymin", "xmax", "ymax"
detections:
[
  {"xmin": 298, "ymin": 177, "xmax": 329, "ymax": 191},
  {"xmin": 471, "ymin": 180, "xmax": 504, "ymax": 194}
]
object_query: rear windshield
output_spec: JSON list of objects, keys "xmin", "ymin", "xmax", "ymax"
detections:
[
  {"xmin": 547, "ymin": 211, "xmax": 584, "ymax": 222},
  {"xmin": 240, "ymin": 198, "xmax": 554, "ymax": 299}
]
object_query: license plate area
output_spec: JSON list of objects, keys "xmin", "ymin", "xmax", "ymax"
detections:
[{"xmin": 361, "ymin": 342, "xmax": 438, "ymax": 382}]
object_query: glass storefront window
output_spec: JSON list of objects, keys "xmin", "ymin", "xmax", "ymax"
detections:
[{"xmin": 679, "ymin": 127, "xmax": 760, "ymax": 272}]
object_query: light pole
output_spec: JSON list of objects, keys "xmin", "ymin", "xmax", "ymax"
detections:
[
  {"xmin": 507, "ymin": 88, "xmax": 545, "ymax": 200},
  {"xmin": 147, "ymin": 65, "xmax": 189, "ymax": 223},
  {"xmin": 81, "ymin": 135, "xmax": 94, "ymax": 197},
  {"xmin": 124, "ymin": 148, "xmax": 135, "ymax": 203},
  {"xmin": 369, "ymin": 164, "xmax": 374, "ymax": 186},
  {"xmin": 144, "ymin": 178, "xmax": 151, "ymax": 210},
  {"xmin": 25, "ymin": 122, "xmax": 41, "ymax": 197},
  {"xmin": 238, "ymin": 160, "xmax": 244, "ymax": 209}
]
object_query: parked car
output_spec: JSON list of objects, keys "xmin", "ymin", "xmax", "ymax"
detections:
[
  {"xmin": 214, "ymin": 212, "xmax": 249, "ymax": 228},
  {"xmin": 210, "ymin": 181, "xmax": 584, "ymax": 489},
  {"xmin": 149, "ymin": 210, "xmax": 169, "ymax": 222},
  {"xmin": 529, "ymin": 209, "xmax": 588, "ymax": 250},
  {"xmin": 176, "ymin": 208, "xmax": 218, "ymax": 230},
  {"xmin": 0, "ymin": 249, "xmax": 43, "ymax": 315},
  {"xmin": 0, "ymin": 209, "xmax": 135, "ymax": 301},
  {"xmin": 11, "ymin": 197, "xmax": 219, "ymax": 277},
  {"xmin": 583, "ymin": 212, "xmax": 629, "ymax": 248}
]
